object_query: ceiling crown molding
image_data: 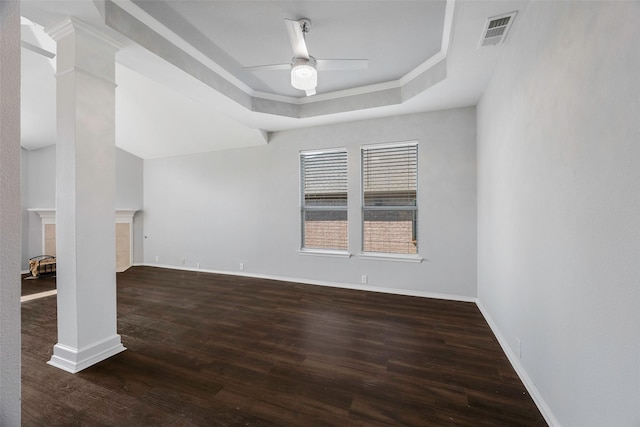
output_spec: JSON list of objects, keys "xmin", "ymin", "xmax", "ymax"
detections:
[
  {"xmin": 111, "ymin": 0, "xmax": 253, "ymax": 96},
  {"xmin": 101, "ymin": 0, "xmax": 455, "ymax": 118},
  {"xmin": 46, "ymin": 17, "xmax": 126, "ymax": 51}
]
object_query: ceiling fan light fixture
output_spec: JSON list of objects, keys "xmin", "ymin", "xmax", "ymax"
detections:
[{"xmin": 291, "ymin": 57, "xmax": 317, "ymax": 91}]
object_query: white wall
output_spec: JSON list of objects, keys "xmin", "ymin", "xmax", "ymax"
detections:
[
  {"xmin": 22, "ymin": 145, "xmax": 144, "ymax": 268},
  {"xmin": 143, "ymin": 108, "xmax": 477, "ymax": 298},
  {"xmin": 477, "ymin": 2, "xmax": 640, "ymax": 426},
  {"xmin": 25, "ymin": 144, "xmax": 55, "ymax": 270},
  {"xmin": 21, "ymin": 148, "xmax": 29, "ymax": 271},
  {"xmin": 115, "ymin": 148, "xmax": 144, "ymax": 264}
]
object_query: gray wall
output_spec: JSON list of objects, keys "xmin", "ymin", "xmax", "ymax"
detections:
[
  {"xmin": 115, "ymin": 147, "xmax": 144, "ymax": 264},
  {"xmin": 22, "ymin": 145, "xmax": 144, "ymax": 269},
  {"xmin": 477, "ymin": 2, "xmax": 640, "ymax": 426},
  {"xmin": 25, "ymin": 145, "xmax": 55, "ymax": 270},
  {"xmin": 20, "ymin": 148, "xmax": 29, "ymax": 272},
  {"xmin": 143, "ymin": 108, "xmax": 477, "ymax": 298}
]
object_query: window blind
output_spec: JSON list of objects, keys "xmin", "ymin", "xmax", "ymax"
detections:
[
  {"xmin": 362, "ymin": 143, "xmax": 417, "ymax": 207},
  {"xmin": 301, "ymin": 151, "xmax": 348, "ymax": 207},
  {"xmin": 300, "ymin": 150, "xmax": 348, "ymax": 251}
]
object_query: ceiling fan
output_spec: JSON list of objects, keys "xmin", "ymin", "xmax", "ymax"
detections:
[{"xmin": 243, "ymin": 18, "xmax": 368, "ymax": 96}]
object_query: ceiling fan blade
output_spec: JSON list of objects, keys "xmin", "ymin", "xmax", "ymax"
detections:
[
  {"xmin": 316, "ymin": 59, "xmax": 368, "ymax": 71},
  {"xmin": 242, "ymin": 63, "xmax": 290, "ymax": 72},
  {"xmin": 20, "ymin": 41, "xmax": 55, "ymax": 59},
  {"xmin": 305, "ymin": 88, "xmax": 316, "ymax": 96},
  {"xmin": 285, "ymin": 19, "xmax": 309, "ymax": 59}
]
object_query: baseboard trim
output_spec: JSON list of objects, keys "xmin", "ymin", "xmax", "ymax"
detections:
[
  {"xmin": 141, "ymin": 263, "xmax": 477, "ymax": 303},
  {"xmin": 475, "ymin": 300, "xmax": 561, "ymax": 427},
  {"xmin": 21, "ymin": 289, "xmax": 57, "ymax": 303},
  {"xmin": 48, "ymin": 335, "xmax": 126, "ymax": 374}
]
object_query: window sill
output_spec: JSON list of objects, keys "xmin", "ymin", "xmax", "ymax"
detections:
[
  {"xmin": 298, "ymin": 249, "xmax": 352, "ymax": 259},
  {"xmin": 358, "ymin": 253, "xmax": 424, "ymax": 263}
]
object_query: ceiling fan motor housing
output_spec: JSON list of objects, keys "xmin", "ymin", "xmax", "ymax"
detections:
[
  {"xmin": 291, "ymin": 57, "xmax": 317, "ymax": 91},
  {"xmin": 299, "ymin": 18, "xmax": 311, "ymax": 34}
]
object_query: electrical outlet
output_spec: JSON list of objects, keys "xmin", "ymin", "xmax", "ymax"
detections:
[
  {"xmin": 361, "ymin": 275, "xmax": 368, "ymax": 284},
  {"xmin": 196, "ymin": 262, "xmax": 200, "ymax": 269},
  {"xmin": 155, "ymin": 255, "xmax": 159, "ymax": 262},
  {"xmin": 516, "ymin": 338, "xmax": 521, "ymax": 359},
  {"xmin": 240, "ymin": 263, "xmax": 244, "ymax": 271},
  {"xmin": 182, "ymin": 258, "xmax": 186, "ymax": 265}
]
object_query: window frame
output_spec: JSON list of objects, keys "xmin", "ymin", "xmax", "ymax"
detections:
[
  {"xmin": 360, "ymin": 141, "xmax": 421, "ymax": 259},
  {"xmin": 299, "ymin": 148, "xmax": 350, "ymax": 255}
]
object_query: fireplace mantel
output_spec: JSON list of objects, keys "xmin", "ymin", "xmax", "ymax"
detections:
[
  {"xmin": 29, "ymin": 208, "xmax": 139, "ymax": 219},
  {"xmin": 28, "ymin": 208, "xmax": 56, "ymax": 222},
  {"xmin": 28, "ymin": 208, "xmax": 140, "ymax": 272}
]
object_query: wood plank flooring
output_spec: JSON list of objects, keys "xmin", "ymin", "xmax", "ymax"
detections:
[
  {"xmin": 22, "ymin": 266, "xmax": 546, "ymax": 426},
  {"xmin": 21, "ymin": 273, "xmax": 56, "ymax": 296}
]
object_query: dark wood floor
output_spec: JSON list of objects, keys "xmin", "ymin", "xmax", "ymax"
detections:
[
  {"xmin": 22, "ymin": 266, "xmax": 546, "ymax": 426},
  {"xmin": 21, "ymin": 273, "xmax": 56, "ymax": 296}
]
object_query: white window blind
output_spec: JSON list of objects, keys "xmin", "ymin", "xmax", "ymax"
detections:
[
  {"xmin": 300, "ymin": 150, "xmax": 348, "ymax": 250},
  {"xmin": 362, "ymin": 142, "xmax": 418, "ymax": 254}
]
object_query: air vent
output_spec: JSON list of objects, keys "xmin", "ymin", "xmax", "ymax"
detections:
[{"xmin": 479, "ymin": 11, "xmax": 517, "ymax": 48}]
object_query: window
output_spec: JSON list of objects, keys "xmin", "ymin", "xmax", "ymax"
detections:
[
  {"xmin": 300, "ymin": 149, "xmax": 348, "ymax": 251},
  {"xmin": 362, "ymin": 142, "xmax": 418, "ymax": 254}
]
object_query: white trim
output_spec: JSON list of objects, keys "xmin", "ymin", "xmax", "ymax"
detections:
[
  {"xmin": 252, "ymin": 76, "xmax": 400, "ymax": 104},
  {"xmin": 55, "ymin": 66, "xmax": 117, "ymax": 88},
  {"xmin": 361, "ymin": 140, "xmax": 419, "ymax": 151},
  {"xmin": 300, "ymin": 149, "xmax": 349, "ymax": 252},
  {"xmin": 113, "ymin": 0, "xmax": 254, "ymax": 96},
  {"xmin": 400, "ymin": 52, "xmax": 446, "ymax": 87},
  {"xmin": 358, "ymin": 253, "xmax": 424, "ymax": 263},
  {"xmin": 296, "ymin": 80, "xmax": 401, "ymax": 104},
  {"xmin": 115, "ymin": 209, "xmax": 139, "ymax": 221},
  {"xmin": 360, "ymin": 141, "xmax": 420, "ymax": 261},
  {"xmin": 28, "ymin": 208, "xmax": 139, "ymax": 270},
  {"xmin": 115, "ymin": 210, "xmax": 139, "ymax": 272},
  {"xmin": 143, "ymin": 263, "xmax": 475, "ymax": 303},
  {"xmin": 399, "ymin": 0, "xmax": 453, "ymax": 86},
  {"xmin": 28, "ymin": 209, "xmax": 56, "ymax": 254},
  {"xmin": 48, "ymin": 335, "xmax": 126, "ymax": 374},
  {"xmin": 252, "ymin": 90, "xmax": 303, "ymax": 104},
  {"xmin": 476, "ymin": 300, "xmax": 561, "ymax": 427},
  {"xmin": 441, "ymin": 0, "xmax": 456, "ymax": 56},
  {"xmin": 297, "ymin": 249, "xmax": 352, "ymax": 259},
  {"xmin": 46, "ymin": 17, "xmax": 125, "ymax": 50},
  {"xmin": 21, "ymin": 289, "xmax": 57, "ymax": 303},
  {"xmin": 253, "ymin": 0, "xmax": 455, "ymax": 104},
  {"xmin": 129, "ymin": 264, "xmax": 554, "ymax": 423},
  {"xmin": 113, "ymin": 0, "xmax": 454, "ymax": 106},
  {"xmin": 28, "ymin": 208, "xmax": 140, "ymax": 220},
  {"xmin": 28, "ymin": 208, "xmax": 55, "ymax": 220},
  {"xmin": 299, "ymin": 147, "xmax": 348, "ymax": 156}
]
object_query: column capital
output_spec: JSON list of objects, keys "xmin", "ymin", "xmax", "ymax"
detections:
[{"xmin": 46, "ymin": 17, "xmax": 126, "ymax": 51}]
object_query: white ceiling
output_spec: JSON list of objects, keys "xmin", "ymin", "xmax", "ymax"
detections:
[
  {"xmin": 19, "ymin": 0, "xmax": 529, "ymax": 159},
  {"xmin": 138, "ymin": 0, "xmax": 446, "ymax": 95}
]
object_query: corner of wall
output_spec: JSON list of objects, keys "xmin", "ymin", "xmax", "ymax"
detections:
[{"xmin": 475, "ymin": 298, "xmax": 560, "ymax": 427}]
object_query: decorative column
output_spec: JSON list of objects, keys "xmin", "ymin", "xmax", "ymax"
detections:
[
  {"xmin": 47, "ymin": 18, "xmax": 125, "ymax": 373},
  {"xmin": 0, "ymin": 0, "xmax": 22, "ymax": 421}
]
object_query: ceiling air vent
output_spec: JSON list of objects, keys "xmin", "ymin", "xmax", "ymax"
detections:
[{"xmin": 479, "ymin": 11, "xmax": 517, "ymax": 48}]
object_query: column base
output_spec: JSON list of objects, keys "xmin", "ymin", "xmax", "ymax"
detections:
[{"xmin": 48, "ymin": 335, "xmax": 126, "ymax": 374}]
